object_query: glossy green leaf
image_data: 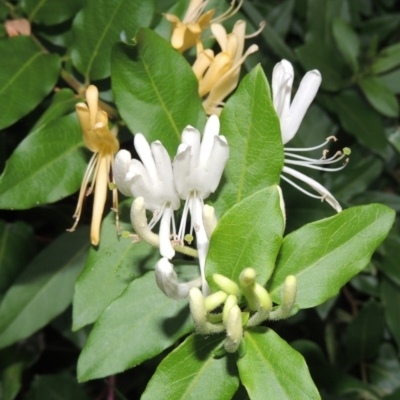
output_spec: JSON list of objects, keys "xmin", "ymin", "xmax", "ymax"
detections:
[
  {"xmin": 25, "ymin": 373, "xmax": 89, "ymax": 400},
  {"xmin": 21, "ymin": 0, "xmax": 84, "ymax": 25},
  {"xmin": 112, "ymin": 28, "xmax": 206, "ymax": 156},
  {"xmin": 324, "ymin": 90, "xmax": 388, "ymax": 157},
  {"xmin": 372, "ymin": 42, "xmax": 400, "ymax": 74},
  {"xmin": 358, "ymin": 77, "xmax": 399, "ymax": 117},
  {"xmin": 32, "ymin": 89, "xmax": 80, "ymax": 131},
  {"xmin": 237, "ymin": 328, "xmax": 320, "ymax": 400},
  {"xmin": 381, "ymin": 277, "xmax": 400, "ymax": 350},
  {"xmin": 0, "ymin": 36, "xmax": 60, "ymax": 130},
  {"xmin": 142, "ymin": 334, "xmax": 239, "ymax": 400},
  {"xmin": 214, "ymin": 65, "xmax": 283, "ymax": 215},
  {"xmin": 269, "ymin": 204, "xmax": 395, "ymax": 309},
  {"xmin": 77, "ymin": 270, "xmax": 193, "ymax": 382},
  {"xmin": 206, "ymin": 187, "xmax": 284, "ymax": 291},
  {"xmin": 73, "ymin": 200, "xmax": 159, "ymax": 330},
  {"xmin": 346, "ymin": 300, "xmax": 384, "ymax": 363},
  {"xmin": 0, "ymin": 228, "xmax": 89, "ymax": 349},
  {"xmin": 332, "ymin": 17, "xmax": 360, "ymax": 73},
  {"xmin": 377, "ymin": 235, "xmax": 400, "ymax": 286},
  {"xmin": 0, "ymin": 220, "xmax": 35, "ymax": 295},
  {"xmin": 0, "ymin": 113, "xmax": 86, "ymax": 209},
  {"xmin": 71, "ymin": 0, "xmax": 155, "ymax": 80}
]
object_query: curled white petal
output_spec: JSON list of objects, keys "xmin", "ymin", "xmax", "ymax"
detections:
[
  {"xmin": 155, "ymin": 257, "xmax": 201, "ymax": 300},
  {"xmin": 282, "ymin": 166, "xmax": 342, "ymax": 212},
  {"xmin": 114, "ymin": 150, "xmax": 134, "ymax": 197}
]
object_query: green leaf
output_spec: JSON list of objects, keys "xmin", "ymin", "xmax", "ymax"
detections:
[
  {"xmin": 377, "ymin": 235, "xmax": 400, "ymax": 286},
  {"xmin": 142, "ymin": 334, "xmax": 239, "ymax": 400},
  {"xmin": 0, "ymin": 36, "xmax": 60, "ymax": 130},
  {"xmin": 358, "ymin": 77, "xmax": 399, "ymax": 117},
  {"xmin": 32, "ymin": 89, "xmax": 80, "ymax": 131},
  {"xmin": 0, "ymin": 227, "xmax": 90, "ymax": 349},
  {"xmin": 0, "ymin": 113, "xmax": 86, "ymax": 209},
  {"xmin": 73, "ymin": 200, "xmax": 159, "ymax": 330},
  {"xmin": 296, "ymin": 43, "xmax": 344, "ymax": 92},
  {"xmin": 242, "ymin": 2, "xmax": 296, "ymax": 62},
  {"xmin": 21, "ymin": 0, "xmax": 84, "ymax": 25},
  {"xmin": 206, "ymin": 187, "xmax": 284, "ymax": 291},
  {"xmin": 381, "ymin": 277, "xmax": 400, "ymax": 350},
  {"xmin": 237, "ymin": 328, "xmax": 320, "ymax": 399},
  {"xmin": 373, "ymin": 42, "xmax": 400, "ymax": 74},
  {"xmin": 77, "ymin": 270, "xmax": 193, "ymax": 382},
  {"xmin": 0, "ymin": 220, "xmax": 35, "ymax": 295},
  {"xmin": 293, "ymin": 340, "xmax": 380, "ymax": 399},
  {"xmin": 332, "ymin": 17, "xmax": 360, "ymax": 73},
  {"xmin": 351, "ymin": 191, "xmax": 400, "ymax": 212},
  {"xmin": 268, "ymin": 204, "xmax": 395, "ymax": 309},
  {"xmin": 378, "ymin": 68, "xmax": 400, "ymax": 94},
  {"xmin": 71, "ymin": 0, "xmax": 155, "ymax": 80},
  {"xmin": 323, "ymin": 90, "xmax": 388, "ymax": 157},
  {"xmin": 214, "ymin": 65, "xmax": 283, "ymax": 215},
  {"xmin": 346, "ymin": 300, "xmax": 384, "ymax": 363},
  {"xmin": 327, "ymin": 154, "xmax": 384, "ymax": 202},
  {"xmin": 368, "ymin": 343, "xmax": 400, "ymax": 395},
  {"xmin": 25, "ymin": 373, "xmax": 89, "ymax": 400},
  {"xmin": 112, "ymin": 28, "xmax": 206, "ymax": 156}
]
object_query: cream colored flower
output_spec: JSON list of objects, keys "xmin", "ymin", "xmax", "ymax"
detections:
[
  {"xmin": 164, "ymin": 0, "xmax": 243, "ymax": 53},
  {"xmin": 194, "ymin": 20, "xmax": 262, "ymax": 115},
  {"xmin": 68, "ymin": 85, "xmax": 119, "ymax": 246}
]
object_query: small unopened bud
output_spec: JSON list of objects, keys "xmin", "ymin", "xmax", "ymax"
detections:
[
  {"xmin": 224, "ymin": 305, "xmax": 243, "ymax": 353},
  {"xmin": 269, "ymin": 275, "xmax": 298, "ymax": 321},
  {"xmin": 253, "ymin": 283, "xmax": 272, "ymax": 311},
  {"xmin": 222, "ymin": 294, "xmax": 237, "ymax": 325},
  {"xmin": 239, "ymin": 268, "xmax": 258, "ymax": 311},
  {"xmin": 203, "ymin": 205, "xmax": 218, "ymax": 239},
  {"xmin": 155, "ymin": 258, "xmax": 201, "ymax": 300},
  {"xmin": 189, "ymin": 287, "xmax": 208, "ymax": 334},
  {"xmin": 204, "ymin": 291, "xmax": 228, "ymax": 312},
  {"xmin": 282, "ymin": 275, "xmax": 297, "ymax": 313},
  {"xmin": 213, "ymin": 274, "xmax": 239, "ymax": 295}
]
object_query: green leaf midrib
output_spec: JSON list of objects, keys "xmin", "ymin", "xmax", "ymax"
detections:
[
  {"xmin": 270, "ymin": 208, "xmax": 390, "ymax": 298},
  {"xmin": 28, "ymin": 0, "xmax": 48, "ymax": 21},
  {"xmin": 0, "ymin": 241, "xmax": 89, "ymax": 339},
  {"xmin": 83, "ymin": 0, "xmax": 126, "ymax": 80},
  {"xmin": 0, "ymin": 51, "xmax": 42, "ymax": 97},
  {"xmin": 0, "ymin": 138, "xmax": 84, "ymax": 198},
  {"xmin": 140, "ymin": 38, "xmax": 181, "ymax": 142}
]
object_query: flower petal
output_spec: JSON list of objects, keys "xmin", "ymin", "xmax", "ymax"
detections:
[
  {"xmin": 134, "ymin": 133, "xmax": 158, "ymax": 184},
  {"xmin": 155, "ymin": 257, "xmax": 201, "ymax": 300},
  {"xmin": 159, "ymin": 206, "xmax": 175, "ymax": 259},
  {"xmin": 282, "ymin": 166, "xmax": 342, "ymax": 212},
  {"xmin": 114, "ymin": 150, "xmax": 133, "ymax": 197}
]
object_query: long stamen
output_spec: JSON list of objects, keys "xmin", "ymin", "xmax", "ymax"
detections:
[
  {"xmin": 244, "ymin": 21, "xmax": 265, "ymax": 39},
  {"xmin": 284, "ymin": 150, "xmax": 344, "ymax": 163},
  {"xmin": 67, "ymin": 153, "xmax": 99, "ymax": 232},
  {"xmin": 178, "ymin": 195, "xmax": 191, "ymax": 242},
  {"xmin": 280, "ymin": 174, "xmax": 322, "ymax": 200},
  {"xmin": 285, "ymin": 137, "xmax": 337, "ymax": 152},
  {"xmin": 284, "ymin": 158, "xmax": 349, "ymax": 172},
  {"xmin": 110, "ymin": 157, "xmax": 120, "ymax": 233},
  {"xmin": 211, "ymin": 0, "xmax": 243, "ymax": 24},
  {"xmin": 148, "ymin": 203, "xmax": 166, "ymax": 230}
]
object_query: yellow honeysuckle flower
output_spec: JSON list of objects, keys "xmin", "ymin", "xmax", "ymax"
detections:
[
  {"xmin": 194, "ymin": 20, "xmax": 263, "ymax": 115},
  {"xmin": 164, "ymin": 0, "xmax": 243, "ymax": 53},
  {"xmin": 68, "ymin": 85, "xmax": 119, "ymax": 246}
]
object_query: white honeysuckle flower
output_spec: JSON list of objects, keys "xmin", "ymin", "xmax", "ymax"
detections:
[
  {"xmin": 114, "ymin": 134, "xmax": 180, "ymax": 259},
  {"xmin": 272, "ymin": 59, "xmax": 350, "ymax": 212},
  {"xmin": 155, "ymin": 258, "xmax": 202, "ymax": 300},
  {"xmin": 173, "ymin": 114, "xmax": 229, "ymax": 295}
]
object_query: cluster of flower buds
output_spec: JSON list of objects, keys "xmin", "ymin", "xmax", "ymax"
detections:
[{"xmin": 189, "ymin": 267, "xmax": 298, "ymax": 354}]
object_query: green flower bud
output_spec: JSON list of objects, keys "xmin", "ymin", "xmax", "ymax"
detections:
[
  {"xmin": 213, "ymin": 274, "xmax": 239, "ymax": 295},
  {"xmin": 204, "ymin": 291, "xmax": 228, "ymax": 312}
]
